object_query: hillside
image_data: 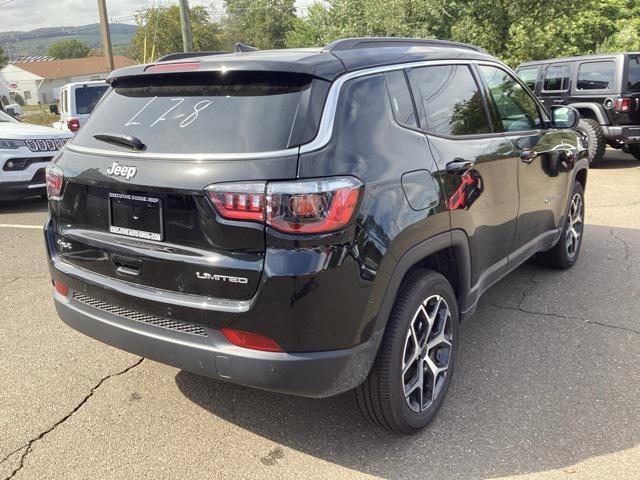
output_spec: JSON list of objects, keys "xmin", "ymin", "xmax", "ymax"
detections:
[{"xmin": 0, "ymin": 23, "xmax": 137, "ymax": 58}]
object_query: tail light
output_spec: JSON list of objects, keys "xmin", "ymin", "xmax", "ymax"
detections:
[
  {"xmin": 46, "ymin": 164, "xmax": 64, "ymax": 200},
  {"xmin": 205, "ymin": 176, "xmax": 363, "ymax": 234},
  {"xmin": 614, "ymin": 98, "xmax": 632, "ymax": 113},
  {"xmin": 67, "ymin": 118, "xmax": 80, "ymax": 132},
  {"xmin": 221, "ymin": 328, "xmax": 283, "ymax": 352}
]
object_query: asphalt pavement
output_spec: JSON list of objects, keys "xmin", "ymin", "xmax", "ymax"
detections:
[{"xmin": 0, "ymin": 150, "xmax": 638, "ymax": 480}]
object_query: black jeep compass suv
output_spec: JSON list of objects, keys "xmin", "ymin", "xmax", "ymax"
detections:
[{"xmin": 45, "ymin": 38, "xmax": 588, "ymax": 433}]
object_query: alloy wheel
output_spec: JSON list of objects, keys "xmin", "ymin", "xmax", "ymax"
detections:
[
  {"xmin": 401, "ymin": 295, "xmax": 453, "ymax": 413},
  {"xmin": 566, "ymin": 192, "xmax": 583, "ymax": 258}
]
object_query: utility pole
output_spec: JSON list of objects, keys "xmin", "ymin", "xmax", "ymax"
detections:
[
  {"xmin": 178, "ymin": 0, "xmax": 193, "ymax": 53},
  {"xmin": 97, "ymin": 0, "xmax": 114, "ymax": 71}
]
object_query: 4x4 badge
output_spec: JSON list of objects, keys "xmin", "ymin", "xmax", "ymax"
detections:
[{"xmin": 106, "ymin": 161, "xmax": 137, "ymax": 180}]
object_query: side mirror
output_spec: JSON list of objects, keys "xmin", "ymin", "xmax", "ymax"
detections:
[
  {"xmin": 50, "ymin": 104, "xmax": 59, "ymax": 115},
  {"xmin": 551, "ymin": 105, "xmax": 579, "ymax": 129}
]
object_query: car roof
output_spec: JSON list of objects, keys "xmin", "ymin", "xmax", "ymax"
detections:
[
  {"xmin": 108, "ymin": 37, "xmax": 497, "ymax": 83},
  {"xmin": 517, "ymin": 52, "xmax": 640, "ymax": 68},
  {"xmin": 64, "ymin": 80, "xmax": 109, "ymax": 89}
]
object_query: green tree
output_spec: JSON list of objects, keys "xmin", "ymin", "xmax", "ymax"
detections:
[
  {"xmin": 0, "ymin": 46, "xmax": 7, "ymax": 67},
  {"xmin": 222, "ymin": 0, "xmax": 297, "ymax": 50},
  {"xmin": 128, "ymin": 5, "xmax": 223, "ymax": 62},
  {"xmin": 48, "ymin": 39, "xmax": 91, "ymax": 59}
]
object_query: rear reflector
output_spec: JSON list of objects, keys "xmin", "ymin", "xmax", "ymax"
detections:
[
  {"xmin": 221, "ymin": 328, "xmax": 283, "ymax": 352},
  {"xmin": 205, "ymin": 176, "xmax": 363, "ymax": 234},
  {"xmin": 145, "ymin": 62, "xmax": 201, "ymax": 73},
  {"xmin": 54, "ymin": 281, "xmax": 68, "ymax": 297}
]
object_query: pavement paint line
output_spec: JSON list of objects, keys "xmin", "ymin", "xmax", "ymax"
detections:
[{"xmin": 0, "ymin": 224, "xmax": 42, "ymax": 230}]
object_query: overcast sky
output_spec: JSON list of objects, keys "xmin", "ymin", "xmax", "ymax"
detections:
[{"xmin": 0, "ymin": 0, "xmax": 230, "ymax": 32}]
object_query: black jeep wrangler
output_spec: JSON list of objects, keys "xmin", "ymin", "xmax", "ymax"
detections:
[
  {"xmin": 517, "ymin": 53, "xmax": 640, "ymax": 164},
  {"xmin": 45, "ymin": 38, "xmax": 588, "ymax": 433}
]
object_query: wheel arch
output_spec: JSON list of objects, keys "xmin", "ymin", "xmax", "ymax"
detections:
[
  {"xmin": 372, "ymin": 230, "xmax": 472, "ymax": 335},
  {"xmin": 570, "ymin": 103, "xmax": 609, "ymax": 125}
]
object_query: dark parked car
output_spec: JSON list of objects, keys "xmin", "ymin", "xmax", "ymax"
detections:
[
  {"xmin": 517, "ymin": 52, "xmax": 640, "ymax": 164},
  {"xmin": 45, "ymin": 38, "xmax": 588, "ymax": 433}
]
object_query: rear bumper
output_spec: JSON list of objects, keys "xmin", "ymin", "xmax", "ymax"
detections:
[
  {"xmin": 54, "ymin": 289, "xmax": 379, "ymax": 398},
  {"xmin": 602, "ymin": 125, "xmax": 640, "ymax": 144}
]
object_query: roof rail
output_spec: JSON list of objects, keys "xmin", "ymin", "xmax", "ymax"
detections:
[
  {"xmin": 155, "ymin": 51, "xmax": 229, "ymax": 62},
  {"xmin": 325, "ymin": 37, "xmax": 487, "ymax": 53}
]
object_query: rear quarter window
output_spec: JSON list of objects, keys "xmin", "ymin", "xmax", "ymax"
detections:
[
  {"xmin": 577, "ymin": 61, "xmax": 615, "ymax": 90},
  {"xmin": 73, "ymin": 72, "xmax": 322, "ymax": 155}
]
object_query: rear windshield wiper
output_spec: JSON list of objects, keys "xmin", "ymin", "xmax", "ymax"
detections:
[{"xmin": 93, "ymin": 133, "xmax": 146, "ymax": 151}]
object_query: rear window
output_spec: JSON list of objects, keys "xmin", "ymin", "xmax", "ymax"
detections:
[
  {"xmin": 74, "ymin": 72, "xmax": 318, "ymax": 154},
  {"xmin": 627, "ymin": 56, "xmax": 640, "ymax": 92},
  {"xmin": 577, "ymin": 61, "xmax": 615, "ymax": 90},
  {"xmin": 75, "ymin": 85, "xmax": 109, "ymax": 115},
  {"xmin": 516, "ymin": 66, "xmax": 539, "ymax": 90}
]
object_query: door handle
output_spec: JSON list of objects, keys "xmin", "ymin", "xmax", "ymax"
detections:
[
  {"xmin": 519, "ymin": 150, "xmax": 538, "ymax": 163},
  {"xmin": 553, "ymin": 99, "xmax": 565, "ymax": 104},
  {"xmin": 446, "ymin": 159, "xmax": 474, "ymax": 173}
]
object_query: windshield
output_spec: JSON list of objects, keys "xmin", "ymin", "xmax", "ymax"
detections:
[
  {"xmin": 627, "ymin": 56, "xmax": 640, "ymax": 92},
  {"xmin": 0, "ymin": 110, "xmax": 17, "ymax": 123},
  {"xmin": 75, "ymin": 85, "xmax": 109, "ymax": 115},
  {"xmin": 74, "ymin": 72, "xmax": 315, "ymax": 155}
]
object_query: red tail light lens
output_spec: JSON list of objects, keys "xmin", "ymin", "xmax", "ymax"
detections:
[
  {"xmin": 54, "ymin": 280, "xmax": 68, "ymax": 297},
  {"xmin": 205, "ymin": 176, "xmax": 362, "ymax": 234},
  {"xmin": 267, "ymin": 177, "xmax": 363, "ymax": 234},
  {"xmin": 614, "ymin": 98, "xmax": 632, "ymax": 112},
  {"xmin": 206, "ymin": 182, "xmax": 266, "ymax": 221},
  {"xmin": 221, "ymin": 328, "xmax": 283, "ymax": 352},
  {"xmin": 67, "ymin": 118, "xmax": 80, "ymax": 132},
  {"xmin": 46, "ymin": 164, "xmax": 64, "ymax": 200}
]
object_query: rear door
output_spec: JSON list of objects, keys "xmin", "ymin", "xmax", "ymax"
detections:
[
  {"xmin": 476, "ymin": 64, "xmax": 575, "ymax": 262},
  {"xmin": 407, "ymin": 63, "xmax": 520, "ymax": 290},
  {"xmin": 539, "ymin": 63, "xmax": 572, "ymax": 110},
  {"xmin": 52, "ymin": 71, "xmax": 324, "ymax": 302}
]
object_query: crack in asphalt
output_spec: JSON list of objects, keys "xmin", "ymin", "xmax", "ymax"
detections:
[
  {"xmin": 609, "ymin": 227, "xmax": 632, "ymax": 270},
  {"xmin": 492, "ymin": 303, "xmax": 640, "ymax": 336},
  {"xmin": 1, "ymin": 358, "xmax": 144, "ymax": 480}
]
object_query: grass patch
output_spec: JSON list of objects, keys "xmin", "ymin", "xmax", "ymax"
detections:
[{"xmin": 22, "ymin": 111, "xmax": 58, "ymax": 127}]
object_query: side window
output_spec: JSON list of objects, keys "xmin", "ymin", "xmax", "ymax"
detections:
[
  {"xmin": 384, "ymin": 70, "xmax": 417, "ymax": 129},
  {"xmin": 408, "ymin": 64, "xmax": 491, "ymax": 136},
  {"xmin": 577, "ymin": 61, "xmax": 615, "ymax": 90},
  {"xmin": 516, "ymin": 66, "xmax": 540, "ymax": 90},
  {"xmin": 543, "ymin": 64, "xmax": 571, "ymax": 91},
  {"xmin": 478, "ymin": 65, "xmax": 542, "ymax": 132}
]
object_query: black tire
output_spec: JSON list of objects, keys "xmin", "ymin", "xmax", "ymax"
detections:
[
  {"xmin": 536, "ymin": 182, "xmax": 585, "ymax": 269},
  {"xmin": 575, "ymin": 118, "xmax": 605, "ymax": 165},
  {"xmin": 356, "ymin": 270, "xmax": 459, "ymax": 434},
  {"xmin": 625, "ymin": 144, "xmax": 640, "ymax": 161}
]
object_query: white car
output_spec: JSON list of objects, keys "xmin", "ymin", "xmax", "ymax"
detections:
[
  {"xmin": 0, "ymin": 110, "xmax": 73, "ymax": 198},
  {"xmin": 52, "ymin": 81, "xmax": 110, "ymax": 133}
]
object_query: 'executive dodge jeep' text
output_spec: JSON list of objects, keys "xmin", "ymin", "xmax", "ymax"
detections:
[{"xmin": 45, "ymin": 38, "xmax": 588, "ymax": 433}]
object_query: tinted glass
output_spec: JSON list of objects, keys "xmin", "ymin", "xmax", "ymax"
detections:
[
  {"xmin": 517, "ymin": 66, "xmax": 539, "ymax": 90},
  {"xmin": 479, "ymin": 65, "xmax": 542, "ymax": 132},
  {"xmin": 74, "ymin": 72, "xmax": 313, "ymax": 154},
  {"xmin": 543, "ymin": 64, "xmax": 570, "ymax": 91},
  {"xmin": 577, "ymin": 61, "xmax": 615, "ymax": 90},
  {"xmin": 75, "ymin": 85, "xmax": 109, "ymax": 115},
  {"xmin": 384, "ymin": 70, "xmax": 417, "ymax": 128},
  {"xmin": 409, "ymin": 65, "xmax": 491, "ymax": 135},
  {"xmin": 627, "ymin": 56, "xmax": 640, "ymax": 91}
]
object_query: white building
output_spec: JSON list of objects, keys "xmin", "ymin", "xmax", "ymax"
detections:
[{"xmin": 0, "ymin": 56, "xmax": 134, "ymax": 105}]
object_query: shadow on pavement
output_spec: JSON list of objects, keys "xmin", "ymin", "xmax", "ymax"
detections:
[
  {"xmin": 0, "ymin": 196, "xmax": 48, "ymax": 215},
  {"xmin": 175, "ymin": 227, "xmax": 640, "ymax": 479},
  {"xmin": 592, "ymin": 150, "xmax": 640, "ymax": 169}
]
